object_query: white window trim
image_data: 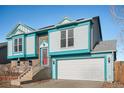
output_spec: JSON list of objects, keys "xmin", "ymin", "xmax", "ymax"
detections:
[
  {"xmin": 14, "ymin": 38, "xmax": 23, "ymax": 52},
  {"xmin": 60, "ymin": 30, "xmax": 66, "ymax": 48},
  {"xmin": 60, "ymin": 29, "xmax": 74, "ymax": 48}
]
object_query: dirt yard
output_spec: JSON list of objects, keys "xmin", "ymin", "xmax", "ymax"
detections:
[
  {"xmin": 22, "ymin": 80, "xmax": 103, "ymax": 88},
  {"xmin": 102, "ymin": 82, "xmax": 124, "ymax": 88},
  {"xmin": 0, "ymin": 80, "xmax": 21, "ymax": 88},
  {"xmin": 22, "ymin": 80, "xmax": 124, "ymax": 88},
  {"xmin": 0, "ymin": 80, "xmax": 124, "ymax": 88}
]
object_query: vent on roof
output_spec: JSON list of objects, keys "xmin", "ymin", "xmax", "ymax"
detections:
[
  {"xmin": 76, "ymin": 18, "xmax": 85, "ymax": 21},
  {"xmin": 39, "ymin": 25, "xmax": 54, "ymax": 30}
]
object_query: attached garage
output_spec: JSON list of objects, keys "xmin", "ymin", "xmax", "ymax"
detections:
[{"xmin": 57, "ymin": 58, "xmax": 106, "ymax": 81}]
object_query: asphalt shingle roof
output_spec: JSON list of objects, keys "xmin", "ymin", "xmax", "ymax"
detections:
[{"xmin": 92, "ymin": 40, "xmax": 117, "ymax": 53}]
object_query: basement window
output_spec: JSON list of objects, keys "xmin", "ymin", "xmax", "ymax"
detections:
[
  {"xmin": 17, "ymin": 61, "xmax": 20, "ymax": 66},
  {"xmin": 29, "ymin": 60, "xmax": 32, "ymax": 66}
]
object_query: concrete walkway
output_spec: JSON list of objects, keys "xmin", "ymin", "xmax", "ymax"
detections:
[{"xmin": 22, "ymin": 79, "xmax": 104, "ymax": 88}]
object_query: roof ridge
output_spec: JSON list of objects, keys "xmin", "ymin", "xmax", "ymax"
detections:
[{"xmin": 21, "ymin": 24, "xmax": 36, "ymax": 31}]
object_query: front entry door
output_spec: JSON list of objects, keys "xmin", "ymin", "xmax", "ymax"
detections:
[
  {"xmin": 40, "ymin": 40, "xmax": 48, "ymax": 65},
  {"xmin": 40, "ymin": 48, "xmax": 48, "ymax": 65},
  {"xmin": 42, "ymin": 48, "xmax": 48, "ymax": 65}
]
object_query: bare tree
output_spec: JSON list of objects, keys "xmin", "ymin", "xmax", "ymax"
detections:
[
  {"xmin": 110, "ymin": 6, "xmax": 124, "ymax": 24},
  {"xmin": 110, "ymin": 5, "xmax": 124, "ymax": 57}
]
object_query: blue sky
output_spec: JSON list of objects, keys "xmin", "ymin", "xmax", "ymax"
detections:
[{"xmin": 0, "ymin": 5, "xmax": 123, "ymax": 60}]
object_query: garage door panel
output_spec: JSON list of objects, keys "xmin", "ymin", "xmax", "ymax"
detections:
[{"xmin": 58, "ymin": 58, "xmax": 105, "ymax": 81}]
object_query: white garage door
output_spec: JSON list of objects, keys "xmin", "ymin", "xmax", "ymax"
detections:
[{"xmin": 58, "ymin": 58, "xmax": 105, "ymax": 81}]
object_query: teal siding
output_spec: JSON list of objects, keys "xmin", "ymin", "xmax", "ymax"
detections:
[
  {"xmin": 40, "ymin": 48, "xmax": 42, "ymax": 64},
  {"xmin": 104, "ymin": 56, "xmax": 107, "ymax": 81},
  {"xmin": 52, "ymin": 59, "xmax": 57, "ymax": 79},
  {"xmin": 49, "ymin": 49, "xmax": 90, "ymax": 56}
]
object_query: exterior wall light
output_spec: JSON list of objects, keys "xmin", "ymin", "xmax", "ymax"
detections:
[{"xmin": 108, "ymin": 57, "xmax": 111, "ymax": 63}]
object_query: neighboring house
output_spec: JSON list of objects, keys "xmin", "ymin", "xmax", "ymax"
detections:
[
  {"xmin": 6, "ymin": 16, "xmax": 116, "ymax": 82},
  {"xmin": 0, "ymin": 42, "xmax": 10, "ymax": 64}
]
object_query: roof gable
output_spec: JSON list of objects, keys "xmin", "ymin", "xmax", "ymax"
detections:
[
  {"xmin": 57, "ymin": 17, "xmax": 72, "ymax": 25},
  {"xmin": 7, "ymin": 24, "xmax": 35, "ymax": 38}
]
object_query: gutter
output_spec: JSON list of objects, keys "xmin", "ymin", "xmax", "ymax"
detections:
[{"xmin": 91, "ymin": 50, "xmax": 117, "ymax": 54}]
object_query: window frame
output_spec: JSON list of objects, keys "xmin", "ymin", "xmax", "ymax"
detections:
[
  {"xmin": 18, "ymin": 38, "xmax": 22, "ymax": 52},
  {"xmin": 60, "ymin": 30, "xmax": 66, "ymax": 48},
  {"xmin": 14, "ymin": 38, "xmax": 23, "ymax": 53},
  {"xmin": 17, "ymin": 61, "xmax": 20, "ymax": 66},
  {"xmin": 14, "ymin": 39, "xmax": 18, "ymax": 52},
  {"xmin": 68, "ymin": 29, "xmax": 74, "ymax": 47},
  {"xmin": 29, "ymin": 60, "xmax": 32, "ymax": 66},
  {"xmin": 60, "ymin": 28, "xmax": 74, "ymax": 48}
]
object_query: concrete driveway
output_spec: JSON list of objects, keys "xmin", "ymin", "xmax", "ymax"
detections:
[{"xmin": 22, "ymin": 79, "xmax": 104, "ymax": 88}]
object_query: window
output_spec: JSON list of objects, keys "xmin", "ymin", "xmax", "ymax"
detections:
[
  {"xmin": 17, "ymin": 61, "xmax": 20, "ymax": 66},
  {"xmin": 19, "ymin": 38, "xmax": 22, "ymax": 52},
  {"xmin": 68, "ymin": 29, "xmax": 74, "ymax": 47},
  {"xmin": 29, "ymin": 60, "xmax": 32, "ymax": 66},
  {"xmin": 14, "ymin": 38, "xmax": 22, "ymax": 52},
  {"xmin": 61, "ymin": 30, "xmax": 66, "ymax": 48},
  {"xmin": 14, "ymin": 39, "xmax": 18, "ymax": 52},
  {"xmin": 60, "ymin": 29, "xmax": 74, "ymax": 48}
]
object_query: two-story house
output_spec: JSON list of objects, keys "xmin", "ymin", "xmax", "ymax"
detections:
[{"xmin": 7, "ymin": 16, "xmax": 116, "ymax": 82}]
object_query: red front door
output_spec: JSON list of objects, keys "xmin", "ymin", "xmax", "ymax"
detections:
[{"xmin": 42, "ymin": 48, "xmax": 48, "ymax": 65}]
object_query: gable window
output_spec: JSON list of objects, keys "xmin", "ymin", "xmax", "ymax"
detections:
[
  {"xmin": 68, "ymin": 29, "xmax": 74, "ymax": 47},
  {"xmin": 14, "ymin": 38, "xmax": 23, "ymax": 52},
  {"xmin": 61, "ymin": 30, "xmax": 66, "ymax": 48}
]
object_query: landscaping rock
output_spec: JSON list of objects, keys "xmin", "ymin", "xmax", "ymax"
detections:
[{"xmin": 102, "ymin": 82, "xmax": 124, "ymax": 88}]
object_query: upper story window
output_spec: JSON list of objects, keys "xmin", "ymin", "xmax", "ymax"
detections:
[
  {"xmin": 14, "ymin": 38, "xmax": 22, "ymax": 52},
  {"xmin": 60, "ymin": 29, "xmax": 74, "ymax": 48},
  {"xmin": 14, "ymin": 39, "xmax": 18, "ymax": 52},
  {"xmin": 19, "ymin": 38, "xmax": 22, "ymax": 52},
  {"xmin": 61, "ymin": 30, "xmax": 66, "ymax": 48},
  {"xmin": 68, "ymin": 29, "xmax": 74, "ymax": 47}
]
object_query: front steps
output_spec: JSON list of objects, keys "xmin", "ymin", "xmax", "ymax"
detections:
[
  {"xmin": 11, "ymin": 67, "xmax": 32, "ymax": 86},
  {"xmin": 32, "ymin": 67, "xmax": 51, "ymax": 81},
  {"xmin": 11, "ymin": 65, "xmax": 49, "ymax": 86}
]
